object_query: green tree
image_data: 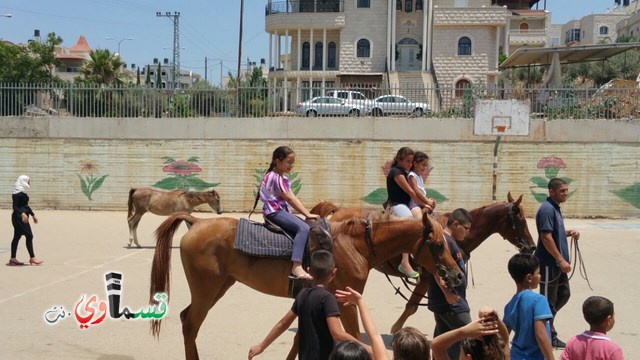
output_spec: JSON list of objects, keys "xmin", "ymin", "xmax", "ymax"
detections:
[
  {"xmin": 136, "ymin": 67, "xmax": 141, "ymax": 85},
  {"xmin": 156, "ymin": 63, "xmax": 161, "ymax": 89},
  {"xmin": 0, "ymin": 32, "xmax": 63, "ymax": 83},
  {"xmin": 81, "ymin": 49, "xmax": 124, "ymax": 85},
  {"xmin": 145, "ymin": 65, "xmax": 151, "ymax": 85}
]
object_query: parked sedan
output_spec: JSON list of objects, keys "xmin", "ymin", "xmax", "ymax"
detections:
[
  {"xmin": 295, "ymin": 96, "xmax": 365, "ymax": 117},
  {"xmin": 368, "ymin": 95, "xmax": 431, "ymax": 117}
]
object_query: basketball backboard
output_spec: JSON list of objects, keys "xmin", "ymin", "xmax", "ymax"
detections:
[{"xmin": 474, "ymin": 99, "xmax": 530, "ymax": 136}]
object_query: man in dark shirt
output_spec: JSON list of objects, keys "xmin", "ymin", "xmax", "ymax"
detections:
[
  {"xmin": 427, "ymin": 208, "xmax": 473, "ymax": 360},
  {"xmin": 534, "ymin": 178, "xmax": 580, "ymax": 349}
]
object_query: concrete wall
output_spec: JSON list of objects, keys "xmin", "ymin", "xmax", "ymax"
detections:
[{"xmin": 1, "ymin": 116, "xmax": 639, "ymax": 218}]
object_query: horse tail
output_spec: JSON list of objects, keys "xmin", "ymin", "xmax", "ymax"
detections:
[
  {"xmin": 149, "ymin": 212, "xmax": 197, "ymax": 338},
  {"xmin": 127, "ymin": 188, "xmax": 136, "ymax": 219}
]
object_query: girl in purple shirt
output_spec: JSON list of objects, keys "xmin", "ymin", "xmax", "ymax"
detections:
[{"xmin": 254, "ymin": 146, "xmax": 319, "ymax": 280}]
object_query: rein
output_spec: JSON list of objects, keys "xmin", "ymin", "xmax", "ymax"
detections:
[
  {"xmin": 362, "ymin": 219, "xmax": 434, "ymax": 305},
  {"xmin": 540, "ymin": 236, "xmax": 593, "ymax": 290}
]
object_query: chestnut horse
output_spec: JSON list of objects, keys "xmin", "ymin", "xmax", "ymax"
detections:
[
  {"xmin": 127, "ymin": 187, "xmax": 222, "ymax": 247},
  {"xmin": 148, "ymin": 212, "xmax": 462, "ymax": 360},
  {"xmin": 310, "ymin": 192, "xmax": 536, "ymax": 333}
]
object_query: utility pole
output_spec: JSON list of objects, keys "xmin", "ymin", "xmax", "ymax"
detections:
[{"xmin": 156, "ymin": 11, "xmax": 180, "ymax": 94}]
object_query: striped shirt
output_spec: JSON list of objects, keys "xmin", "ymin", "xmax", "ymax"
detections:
[{"xmin": 260, "ymin": 171, "xmax": 291, "ymax": 216}]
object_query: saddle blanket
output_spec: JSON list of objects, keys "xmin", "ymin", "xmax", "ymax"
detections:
[{"xmin": 234, "ymin": 218, "xmax": 294, "ymax": 258}]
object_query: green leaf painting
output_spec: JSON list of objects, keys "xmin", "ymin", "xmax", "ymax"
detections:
[{"xmin": 611, "ymin": 183, "xmax": 640, "ymax": 209}]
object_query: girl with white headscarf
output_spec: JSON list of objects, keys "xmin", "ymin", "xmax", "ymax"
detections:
[{"xmin": 9, "ymin": 175, "xmax": 43, "ymax": 266}]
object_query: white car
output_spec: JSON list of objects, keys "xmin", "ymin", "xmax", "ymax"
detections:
[
  {"xmin": 369, "ymin": 95, "xmax": 431, "ymax": 117},
  {"xmin": 295, "ymin": 96, "xmax": 364, "ymax": 117}
]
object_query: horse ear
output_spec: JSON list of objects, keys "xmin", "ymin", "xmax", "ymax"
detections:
[
  {"xmin": 422, "ymin": 212, "xmax": 433, "ymax": 231},
  {"xmin": 507, "ymin": 191, "xmax": 514, "ymax": 203},
  {"xmin": 515, "ymin": 194, "xmax": 523, "ymax": 207}
]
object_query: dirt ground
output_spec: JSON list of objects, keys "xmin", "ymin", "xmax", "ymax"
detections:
[{"xmin": 1, "ymin": 209, "xmax": 638, "ymax": 359}]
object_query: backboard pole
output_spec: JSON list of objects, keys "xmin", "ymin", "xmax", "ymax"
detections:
[{"xmin": 492, "ymin": 135, "xmax": 502, "ymax": 201}]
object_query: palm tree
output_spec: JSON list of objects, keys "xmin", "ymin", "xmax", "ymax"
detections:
[{"xmin": 82, "ymin": 49, "xmax": 124, "ymax": 85}]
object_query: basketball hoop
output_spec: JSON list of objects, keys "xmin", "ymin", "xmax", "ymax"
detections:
[{"xmin": 495, "ymin": 125, "xmax": 506, "ymax": 133}]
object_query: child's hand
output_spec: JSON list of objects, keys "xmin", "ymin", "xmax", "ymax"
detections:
[
  {"xmin": 335, "ymin": 286, "xmax": 363, "ymax": 307},
  {"xmin": 21, "ymin": 213, "xmax": 28, "ymax": 223},
  {"xmin": 248, "ymin": 344, "xmax": 264, "ymax": 359},
  {"xmin": 33, "ymin": 215, "xmax": 39, "ymax": 224},
  {"xmin": 461, "ymin": 317, "xmax": 500, "ymax": 340},
  {"xmin": 306, "ymin": 214, "xmax": 321, "ymax": 220}
]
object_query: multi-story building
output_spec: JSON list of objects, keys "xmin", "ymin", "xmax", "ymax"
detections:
[
  {"xmin": 141, "ymin": 58, "xmax": 201, "ymax": 89},
  {"xmin": 265, "ymin": 0, "xmax": 514, "ymax": 110},
  {"xmin": 617, "ymin": 2, "xmax": 640, "ymax": 38},
  {"xmin": 54, "ymin": 34, "xmax": 92, "ymax": 82},
  {"xmin": 560, "ymin": 13, "xmax": 629, "ymax": 45}
]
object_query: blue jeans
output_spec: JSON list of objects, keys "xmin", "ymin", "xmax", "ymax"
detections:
[{"xmin": 265, "ymin": 210, "xmax": 310, "ymax": 263}]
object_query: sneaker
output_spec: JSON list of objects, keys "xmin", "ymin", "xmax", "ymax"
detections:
[{"xmin": 552, "ymin": 338, "xmax": 566, "ymax": 349}]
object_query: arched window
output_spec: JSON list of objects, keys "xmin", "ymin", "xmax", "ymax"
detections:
[
  {"xmin": 314, "ymin": 41, "xmax": 323, "ymax": 69},
  {"xmin": 599, "ymin": 26, "xmax": 609, "ymax": 35},
  {"xmin": 405, "ymin": 0, "xmax": 413, "ymax": 12},
  {"xmin": 396, "ymin": 0, "xmax": 402, "ymax": 10},
  {"xmin": 416, "ymin": 0, "xmax": 424, "ymax": 10},
  {"xmin": 457, "ymin": 37, "xmax": 471, "ymax": 56},
  {"xmin": 357, "ymin": 39, "xmax": 370, "ymax": 58},
  {"xmin": 302, "ymin": 42, "xmax": 310, "ymax": 69},
  {"xmin": 519, "ymin": 22, "xmax": 529, "ymax": 31},
  {"xmin": 455, "ymin": 79, "xmax": 471, "ymax": 97},
  {"xmin": 328, "ymin": 42, "xmax": 337, "ymax": 68}
]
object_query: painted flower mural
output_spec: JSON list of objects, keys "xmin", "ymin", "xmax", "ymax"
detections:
[
  {"xmin": 362, "ymin": 160, "xmax": 448, "ymax": 205},
  {"xmin": 77, "ymin": 160, "xmax": 108, "ymax": 201},
  {"xmin": 153, "ymin": 156, "xmax": 219, "ymax": 191},
  {"xmin": 530, "ymin": 155, "xmax": 575, "ymax": 203}
]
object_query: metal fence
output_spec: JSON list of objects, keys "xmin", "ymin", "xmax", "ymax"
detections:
[{"xmin": 1, "ymin": 82, "xmax": 639, "ymax": 120}]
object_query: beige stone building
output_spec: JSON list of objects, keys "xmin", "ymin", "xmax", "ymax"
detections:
[{"xmin": 265, "ymin": 0, "xmax": 522, "ymax": 110}]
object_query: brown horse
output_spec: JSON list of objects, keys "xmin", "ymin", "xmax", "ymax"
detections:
[
  {"xmin": 310, "ymin": 192, "xmax": 536, "ymax": 333},
  {"xmin": 148, "ymin": 212, "xmax": 462, "ymax": 360},
  {"xmin": 127, "ymin": 187, "xmax": 222, "ymax": 247}
]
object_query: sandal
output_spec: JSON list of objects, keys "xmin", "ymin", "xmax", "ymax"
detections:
[
  {"xmin": 397, "ymin": 264, "xmax": 420, "ymax": 279},
  {"xmin": 29, "ymin": 258, "xmax": 44, "ymax": 265},
  {"xmin": 8, "ymin": 258, "xmax": 25, "ymax": 266}
]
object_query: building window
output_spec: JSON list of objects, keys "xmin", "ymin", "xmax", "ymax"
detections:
[
  {"xmin": 161, "ymin": 70, "xmax": 166, "ymax": 76},
  {"xmin": 396, "ymin": 0, "xmax": 402, "ymax": 10},
  {"xmin": 302, "ymin": 42, "xmax": 310, "ymax": 69},
  {"xmin": 550, "ymin": 37, "xmax": 560, "ymax": 46},
  {"xmin": 455, "ymin": 79, "xmax": 471, "ymax": 97},
  {"xmin": 357, "ymin": 0, "xmax": 370, "ymax": 8},
  {"xmin": 416, "ymin": 0, "xmax": 423, "ymax": 10},
  {"xmin": 328, "ymin": 42, "xmax": 337, "ymax": 68},
  {"xmin": 565, "ymin": 28, "xmax": 580, "ymax": 43},
  {"xmin": 520, "ymin": 22, "xmax": 529, "ymax": 31},
  {"xmin": 314, "ymin": 41, "xmax": 323, "ymax": 69},
  {"xmin": 357, "ymin": 39, "xmax": 371, "ymax": 57},
  {"xmin": 405, "ymin": 0, "xmax": 413, "ymax": 12},
  {"xmin": 457, "ymin": 37, "xmax": 471, "ymax": 55},
  {"xmin": 599, "ymin": 26, "xmax": 609, "ymax": 35}
]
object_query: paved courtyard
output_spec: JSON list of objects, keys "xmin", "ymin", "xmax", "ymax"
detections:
[{"xmin": 1, "ymin": 209, "xmax": 638, "ymax": 359}]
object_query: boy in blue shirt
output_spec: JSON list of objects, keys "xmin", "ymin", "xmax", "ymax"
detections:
[{"xmin": 503, "ymin": 254, "xmax": 555, "ymax": 360}]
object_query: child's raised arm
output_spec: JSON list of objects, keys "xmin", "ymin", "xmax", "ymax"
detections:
[
  {"xmin": 431, "ymin": 316, "xmax": 500, "ymax": 360},
  {"xmin": 335, "ymin": 287, "xmax": 388, "ymax": 360},
  {"xmin": 248, "ymin": 310, "xmax": 297, "ymax": 359}
]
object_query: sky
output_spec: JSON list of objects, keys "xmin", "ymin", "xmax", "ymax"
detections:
[{"xmin": 0, "ymin": 0, "xmax": 621, "ymax": 86}]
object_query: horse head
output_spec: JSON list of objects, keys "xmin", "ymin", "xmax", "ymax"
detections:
[
  {"xmin": 420, "ymin": 213, "xmax": 464, "ymax": 289},
  {"xmin": 308, "ymin": 219, "xmax": 333, "ymax": 253},
  {"xmin": 501, "ymin": 192, "xmax": 536, "ymax": 254},
  {"xmin": 309, "ymin": 201, "xmax": 340, "ymax": 219},
  {"xmin": 207, "ymin": 189, "xmax": 223, "ymax": 214}
]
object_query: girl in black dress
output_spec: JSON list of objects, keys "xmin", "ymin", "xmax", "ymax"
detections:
[{"xmin": 8, "ymin": 175, "xmax": 43, "ymax": 266}]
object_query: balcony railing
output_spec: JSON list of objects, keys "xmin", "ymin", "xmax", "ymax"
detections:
[
  {"xmin": 1, "ymin": 82, "xmax": 638, "ymax": 120},
  {"xmin": 266, "ymin": 0, "xmax": 344, "ymax": 15},
  {"xmin": 509, "ymin": 29, "xmax": 547, "ymax": 44}
]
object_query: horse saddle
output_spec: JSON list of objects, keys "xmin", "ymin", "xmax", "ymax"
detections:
[{"xmin": 233, "ymin": 218, "xmax": 331, "ymax": 259}]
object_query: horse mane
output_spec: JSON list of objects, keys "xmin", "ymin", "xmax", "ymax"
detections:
[
  {"xmin": 183, "ymin": 190, "xmax": 208, "ymax": 200},
  {"xmin": 310, "ymin": 200, "xmax": 341, "ymax": 218},
  {"xmin": 328, "ymin": 211, "xmax": 417, "ymax": 238}
]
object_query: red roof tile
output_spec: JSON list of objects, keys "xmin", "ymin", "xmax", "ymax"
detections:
[{"xmin": 69, "ymin": 35, "xmax": 91, "ymax": 53}]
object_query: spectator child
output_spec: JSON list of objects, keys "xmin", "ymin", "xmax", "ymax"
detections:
[
  {"xmin": 559, "ymin": 296, "xmax": 623, "ymax": 360},
  {"xmin": 503, "ymin": 254, "xmax": 554, "ymax": 360},
  {"xmin": 248, "ymin": 251, "xmax": 366, "ymax": 360}
]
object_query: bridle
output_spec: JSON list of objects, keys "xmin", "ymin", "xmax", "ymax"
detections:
[{"xmin": 505, "ymin": 202, "xmax": 534, "ymax": 253}]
